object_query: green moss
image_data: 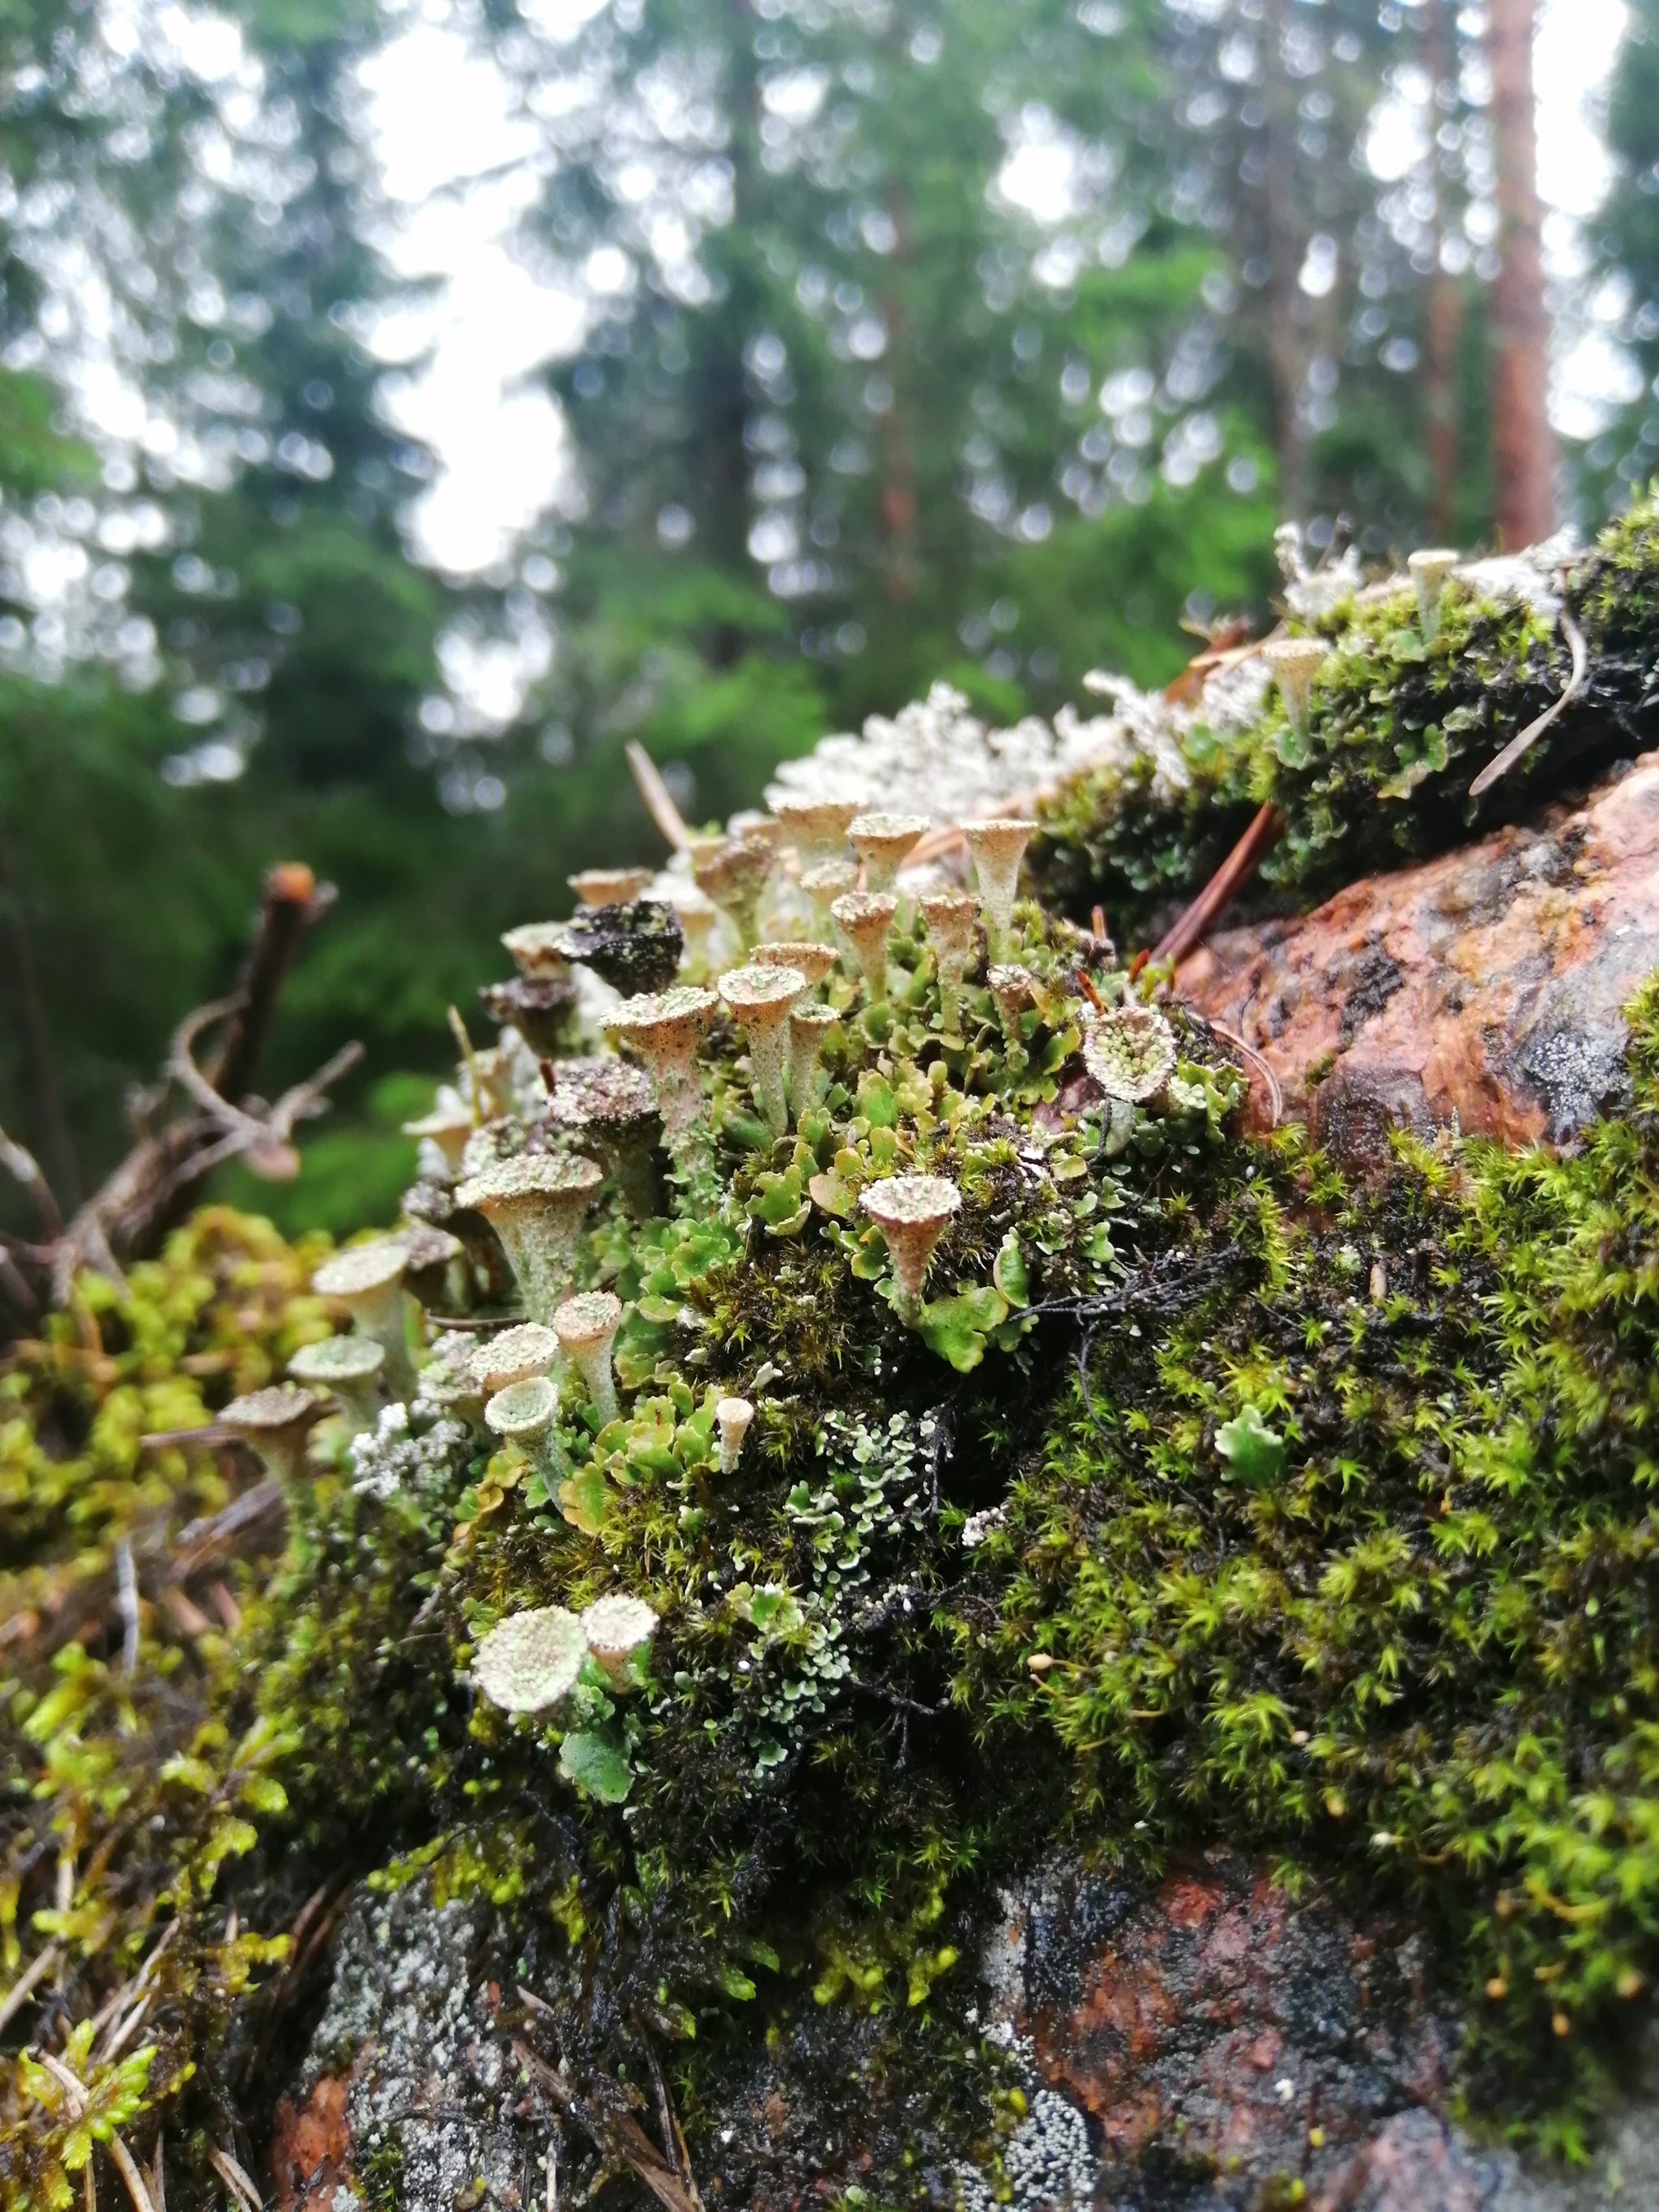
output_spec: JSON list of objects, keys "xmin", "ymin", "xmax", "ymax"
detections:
[
  {"xmin": 1029, "ymin": 488, "xmax": 1659, "ymax": 940},
  {"xmin": 7, "ymin": 582, "xmax": 1659, "ymax": 2200}
]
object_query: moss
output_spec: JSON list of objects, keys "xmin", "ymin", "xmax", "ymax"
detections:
[
  {"xmin": 1029, "ymin": 489, "xmax": 1659, "ymax": 940},
  {"xmin": 6, "ymin": 561, "xmax": 1659, "ymax": 2201}
]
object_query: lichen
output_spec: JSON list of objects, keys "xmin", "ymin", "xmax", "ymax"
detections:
[
  {"xmin": 1029, "ymin": 492, "xmax": 1659, "ymax": 941},
  {"xmin": 6, "ymin": 513, "xmax": 1659, "ymax": 2205}
]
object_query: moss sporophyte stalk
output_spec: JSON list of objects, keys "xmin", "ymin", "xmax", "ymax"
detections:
[{"xmin": 6, "ymin": 500, "xmax": 1659, "ymax": 2206}]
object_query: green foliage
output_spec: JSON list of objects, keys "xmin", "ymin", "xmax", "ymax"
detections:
[
  {"xmin": 1587, "ymin": 0, "xmax": 1659, "ymax": 511},
  {"xmin": 0, "ymin": 372, "xmax": 95, "ymax": 498}
]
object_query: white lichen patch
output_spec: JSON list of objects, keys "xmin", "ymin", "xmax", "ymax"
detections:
[
  {"xmin": 471, "ymin": 1605, "xmax": 586, "ymax": 1712},
  {"xmin": 301, "ymin": 1880, "xmax": 527, "ymax": 2212},
  {"xmin": 1081, "ymin": 1004, "xmax": 1177, "ymax": 1104}
]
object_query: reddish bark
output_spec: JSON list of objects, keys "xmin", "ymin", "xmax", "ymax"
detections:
[
  {"xmin": 1422, "ymin": 0, "xmax": 1465, "ymax": 541},
  {"xmin": 878, "ymin": 185, "xmax": 919, "ymax": 604},
  {"xmin": 1486, "ymin": 0, "xmax": 1557, "ymax": 547},
  {"xmin": 1261, "ymin": 0, "xmax": 1308, "ymax": 517},
  {"xmin": 986, "ymin": 1851, "xmax": 1451, "ymax": 2194},
  {"xmin": 269, "ymin": 2074, "xmax": 353, "ymax": 2210}
]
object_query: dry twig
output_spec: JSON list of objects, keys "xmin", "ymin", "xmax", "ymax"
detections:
[
  {"xmin": 510, "ymin": 2032, "xmax": 703, "ymax": 2212},
  {"xmin": 0, "ymin": 1941, "xmax": 62, "ymax": 2034},
  {"xmin": 1469, "ymin": 612, "xmax": 1589, "ymax": 798},
  {"xmin": 626, "ymin": 740, "xmax": 693, "ymax": 852},
  {"xmin": 0, "ymin": 863, "xmax": 359, "ymax": 1319}
]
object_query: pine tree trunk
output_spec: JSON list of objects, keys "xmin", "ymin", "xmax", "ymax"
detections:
[
  {"xmin": 879, "ymin": 187, "xmax": 919, "ymax": 604},
  {"xmin": 1486, "ymin": 0, "xmax": 1556, "ymax": 545},
  {"xmin": 1261, "ymin": 0, "xmax": 1307, "ymax": 517},
  {"xmin": 1422, "ymin": 0, "xmax": 1464, "ymax": 541}
]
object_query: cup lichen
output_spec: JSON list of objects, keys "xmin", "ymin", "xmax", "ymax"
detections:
[
  {"xmin": 288, "ymin": 1335, "xmax": 386, "ymax": 1435},
  {"xmin": 605, "ymin": 984, "xmax": 719, "ymax": 1174},
  {"xmin": 552, "ymin": 1289, "xmax": 623, "ymax": 1427},
  {"xmin": 311, "ymin": 1240, "xmax": 414, "ymax": 1392},
  {"xmin": 962, "ymin": 818, "xmax": 1036, "ymax": 961},
  {"xmin": 919, "ymin": 891, "xmax": 981, "ymax": 1038},
  {"xmin": 484, "ymin": 1375, "xmax": 572, "ymax": 1487},
  {"xmin": 830, "ymin": 891, "xmax": 898, "ymax": 1003},
  {"xmin": 472, "ymin": 1605, "xmax": 588, "ymax": 1713},
  {"xmin": 859, "ymin": 1173, "xmax": 962, "ymax": 1327},
  {"xmin": 579, "ymin": 1592, "xmax": 656, "ymax": 1686},
  {"xmin": 718, "ymin": 963, "xmax": 807, "ymax": 1136},
  {"xmin": 454, "ymin": 1153, "xmax": 604, "ymax": 1322},
  {"xmin": 220, "ymin": 1382, "xmax": 326, "ymax": 1484}
]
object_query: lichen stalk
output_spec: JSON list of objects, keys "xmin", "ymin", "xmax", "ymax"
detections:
[
  {"xmin": 470, "ymin": 1323, "xmax": 560, "ymax": 1397},
  {"xmin": 919, "ymin": 892, "xmax": 979, "ymax": 1039},
  {"xmin": 753, "ymin": 942, "xmax": 838, "ymax": 1004},
  {"xmin": 570, "ymin": 867, "xmax": 653, "ymax": 907},
  {"xmin": 859, "ymin": 1174, "xmax": 961, "ymax": 1329},
  {"xmin": 848, "ymin": 812, "xmax": 928, "ymax": 892},
  {"xmin": 1261, "ymin": 636, "xmax": 1330, "ymax": 748},
  {"xmin": 830, "ymin": 893, "xmax": 897, "ymax": 1004},
  {"xmin": 719, "ymin": 965, "xmax": 805, "ymax": 1137},
  {"xmin": 455, "ymin": 1156, "xmax": 603, "ymax": 1323},
  {"xmin": 962, "ymin": 819, "xmax": 1036, "ymax": 962},
  {"xmin": 787, "ymin": 1005, "xmax": 838, "ymax": 1115},
  {"xmin": 288, "ymin": 1336, "xmax": 386, "ymax": 1436},
  {"xmin": 311, "ymin": 1242, "xmax": 415, "ymax": 1395},
  {"xmin": 484, "ymin": 1376, "xmax": 572, "ymax": 1487},
  {"xmin": 552, "ymin": 1291, "xmax": 622, "ymax": 1427},
  {"xmin": 606, "ymin": 987, "xmax": 719, "ymax": 1179},
  {"xmin": 1408, "ymin": 547, "xmax": 1459, "ymax": 641},
  {"xmin": 580, "ymin": 1593, "xmax": 656, "ymax": 1687},
  {"xmin": 220, "ymin": 1384, "xmax": 324, "ymax": 1485},
  {"xmin": 800, "ymin": 859, "xmax": 859, "ymax": 943}
]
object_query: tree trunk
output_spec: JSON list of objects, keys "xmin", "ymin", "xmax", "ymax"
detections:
[
  {"xmin": 1261, "ymin": 0, "xmax": 1307, "ymax": 518},
  {"xmin": 1422, "ymin": 0, "xmax": 1464, "ymax": 541},
  {"xmin": 1486, "ymin": 0, "xmax": 1556, "ymax": 546},
  {"xmin": 878, "ymin": 187, "xmax": 919, "ymax": 604}
]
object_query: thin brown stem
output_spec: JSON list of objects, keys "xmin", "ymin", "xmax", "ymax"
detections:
[
  {"xmin": 1151, "ymin": 804, "xmax": 1284, "ymax": 969},
  {"xmin": 207, "ymin": 863, "xmax": 334, "ymax": 1106},
  {"xmin": 626, "ymin": 740, "xmax": 693, "ymax": 852}
]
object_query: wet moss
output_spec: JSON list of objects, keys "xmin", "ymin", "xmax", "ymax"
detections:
[{"xmin": 6, "ymin": 575, "xmax": 1659, "ymax": 2200}]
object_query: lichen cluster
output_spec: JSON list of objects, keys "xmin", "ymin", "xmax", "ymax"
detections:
[
  {"xmin": 1029, "ymin": 495, "xmax": 1659, "ymax": 940},
  {"xmin": 6, "ymin": 522, "xmax": 1659, "ymax": 2206}
]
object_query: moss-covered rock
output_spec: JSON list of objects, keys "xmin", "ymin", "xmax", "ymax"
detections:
[
  {"xmin": 8, "ymin": 518, "xmax": 1659, "ymax": 2208},
  {"xmin": 1029, "ymin": 498, "xmax": 1659, "ymax": 944}
]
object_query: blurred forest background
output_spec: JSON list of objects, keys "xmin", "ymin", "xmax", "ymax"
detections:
[{"xmin": 2, "ymin": 0, "xmax": 1656, "ymax": 1235}]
